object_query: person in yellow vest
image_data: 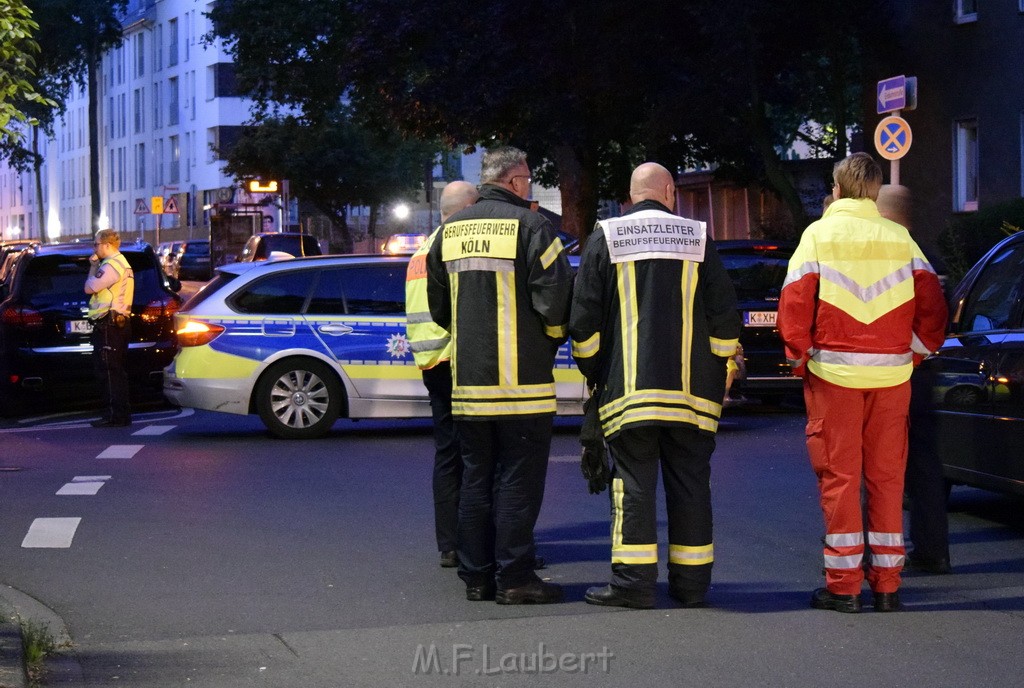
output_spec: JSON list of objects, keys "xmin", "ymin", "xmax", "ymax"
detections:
[
  {"xmin": 406, "ymin": 181, "xmax": 479, "ymax": 568},
  {"xmin": 84, "ymin": 229, "xmax": 135, "ymax": 427},
  {"xmin": 778, "ymin": 154, "xmax": 948, "ymax": 613}
]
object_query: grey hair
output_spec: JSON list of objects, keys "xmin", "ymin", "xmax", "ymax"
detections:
[{"xmin": 480, "ymin": 146, "xmax": 528, "ymax": 185}]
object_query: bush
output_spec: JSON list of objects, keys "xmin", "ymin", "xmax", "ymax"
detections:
[{"xmin": 939, "ymin": 199, "xmax": 1024, "ymax": 286}]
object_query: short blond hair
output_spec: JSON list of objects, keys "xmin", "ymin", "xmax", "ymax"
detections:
[
  {"xmin": 833, "ymin": 152, "xmax": 883, "ymax": 200},
  {"xmin": 95, "ymin": 229, "xmax": 121, "ymax": 247}
]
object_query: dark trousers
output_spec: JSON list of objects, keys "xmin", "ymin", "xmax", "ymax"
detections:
[
  {"xmin": 91, "ymin": 316, "xmax": 131, "ymax": 423},
  {"xmin": 607, "ymin": 425, "xmax": 716, "ymax": 596},
  {"xmin": 421, "ymin": 363, "xmax": 461, "ymax": 552},
  {"xmin": 456, "ymin": 416, "xmax": 552, "ymax": 589},
  {"xmin": 906, "ymin": 367, "xmax": 950, "ymax": 562}
]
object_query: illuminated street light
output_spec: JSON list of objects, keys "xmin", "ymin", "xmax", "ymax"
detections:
[{"xmin": 393, "ymin": 203, "xmax": 410, "ymax": 220}]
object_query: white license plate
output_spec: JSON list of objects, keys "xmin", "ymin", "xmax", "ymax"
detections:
[
  {"xmin": 67, "ymin": 319, "xmax": 94, "ymax": 334},
  {"xmin": 744, "ymin": 311, "xmax": 777, "ymax": 327}
]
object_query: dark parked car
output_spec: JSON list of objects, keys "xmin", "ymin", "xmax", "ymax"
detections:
[
  {"xmin": 174, "ymin": 239, "xmax": 212, "ymax": 281},
  {"xmin": 238, "ymin": 232, "xmax": 323, "ymax": 262},
  {"xmin": 0, "ymin": 241, "xmax": 183, "ymax": 415},
  {"xmin": 913, "ymin": 230, "xmax": 1024, "ymax": 496},
  {"xmin": 716, "ymin": 240, "xmax": 801, "ymax": 398}
]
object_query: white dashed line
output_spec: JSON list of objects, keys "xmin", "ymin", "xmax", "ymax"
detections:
[
  {"xmin": 96, "ymin": 445, "xmax": 144, "ymax": 459},
  {"xmin": 22, "ymin": 517, "xmax": 82, "ymax": 548},
  {"xmin": 132, "ymin": 425, "xmax": 174, "ymax": 436},
  {"xmin": 56, "ymin": 476, "xmax": 112, "ymax": 496}
]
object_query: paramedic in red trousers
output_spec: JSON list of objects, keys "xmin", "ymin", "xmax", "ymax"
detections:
[
  {"xmin": 84, "ymin": 229, "xmax": 135, "ymax": 427},
  {"xmin": 426, "ymin": 147, "xmax": 574, "ymax": 605},
  {"xmin": 778, "ymin": 153, "xmax": 948, "ymax": 613},
  {"xmin": 405, "ymin": 181, "xmax": 479, "ymax": 569},
  {"xmin": 569, "ymin": 162, "xmax": 740, "ymax": 609}
]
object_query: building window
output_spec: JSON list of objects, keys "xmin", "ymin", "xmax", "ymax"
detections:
[
  {"xmin": 169, "ymin": 135, "xmax": 180, "ymax": 184},
  {"xmin": 153, "ymin": 86, "xmax": 162, "ymax": 129},
  {"xmin": 208, "ymin": 63, "xmax": 239, "ymax": 99},
  {"xmin": 136, "ymin": 143, "xmax": 146, "ymax": 189},
  {"xmin": 184, "ymin": 132, "xmax": 191, "ymax": 182},
  {"xmin": 954, "ymin": 119, "xmax": 979, "ymax": 212},
  {"xmin": 955, "ymin": 0, "xmax": 978, "ymax": 23},
  {"xmin": 155, "ymin": 24, "xmax": 163, "ymax": 72},
  {"xmin": 133, "ymin": 88, "xmax": 144, "ymax": 134},
  {"xmin": 168, "ymin": 77, "xmax": 179, "ymax": 126},
  {"xmin": 156, "ymin": 138, "xmax": 164, "ymax": 186},
  {"xmin": 119, "ymin": 93, "xmax": 127, "ymax": 138},
  {"xmin": 135, "ymin": 33, "xmax": 145, "ymax": 78},
  {"xmin": 168, "ymin": 18, "xmax": 178, "ymax": 67}
]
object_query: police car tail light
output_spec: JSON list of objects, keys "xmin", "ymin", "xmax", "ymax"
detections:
[
  {"xmin": 1, "ymin": 306, "xmax": 43, "ymax": 328},
  {"xmin": 177, "ymin": 320, "xmax": 225, "ymax": 347}
]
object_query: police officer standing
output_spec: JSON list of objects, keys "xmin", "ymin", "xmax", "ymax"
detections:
[
  {"xmin": 426, "ymin": 147, "xmax": 573, "ymax": 604},
  {"xmin": 570, "ymin": 162, "xmax": 740, "ymax": 609},
  {"xmin": 84, "ymin": 229, "xmax": 135, "ymax": 427},
  {"xmin": 406, "ymin": 181, "xmax": 479, "ymax": 568}
]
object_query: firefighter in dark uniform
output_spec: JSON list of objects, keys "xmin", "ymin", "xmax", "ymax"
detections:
[
  {"xmin": 570, "ymin": 162, "xmax": 740, "ymax": 609},
  {"xmin": 426, "ymin": 147, "xmax": 574, "ymax": 605},
  {"xmin": 85, "ymin": 229, "xmax": 135, "ymax": 427}
]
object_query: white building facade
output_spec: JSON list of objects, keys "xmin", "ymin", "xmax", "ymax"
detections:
[{"xmin": 1, "ymin": 0, "xmax": 249, "ymax": 243}]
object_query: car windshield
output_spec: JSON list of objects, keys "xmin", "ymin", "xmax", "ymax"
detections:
[
  {"xmin": 184, "ymin": 243, "xmax": 209, "ymax": 254},
  {"xmin": 720, "ymin": 253, "xmax": 790, "ymax": 300}
]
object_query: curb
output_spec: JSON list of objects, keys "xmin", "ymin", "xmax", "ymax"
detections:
[{"xmin": 0, "ymin": 585, "xmax": 82, "ymax": 687}]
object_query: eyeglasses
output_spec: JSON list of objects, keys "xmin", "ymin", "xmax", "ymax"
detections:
[
  {"xmin": 94, "ymin": 241, "xmax": 106, "ymax": 247},
  {"xmin": 508, "ymin": 175, "xmax": 532, "ymax": 185}
]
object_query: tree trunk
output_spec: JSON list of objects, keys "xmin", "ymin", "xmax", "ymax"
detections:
[
  {"xmin": 88, "ymin": 43, "xmax": 102, "ymax": 233},
  {"xmin": 553, "ymin": 144, "xmax": 599, "ymax": 243},
  {"xmin": 32, "ymin": 126, "xmax": 44, "ymax": 240}
]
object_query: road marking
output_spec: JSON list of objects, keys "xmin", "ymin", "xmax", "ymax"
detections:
[
  {"xmin": 57, "ymin": 476, "xmax": 112, "ymax": 495},
  {"xmin": 96, "ymin": 445, "xmax": 143, "ymax": 459},
  {"xmin": 132, "ymin": 425, "xmax": 174, "ymax": 436},
  {"xmin": 22, "ymin": 517, "xmax": 82, "ymax": 548},
  {"xmin": 1, "ymin": 408, "xmax": 194, "ymax": 434},
  {"xmin": 549, "ymin": 455, "xmax": 581, "ymax": 463}
]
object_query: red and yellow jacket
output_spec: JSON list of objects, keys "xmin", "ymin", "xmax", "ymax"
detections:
[{"xmin": 778, "ymin": 198, "xmax": 948, "ymax": 389}]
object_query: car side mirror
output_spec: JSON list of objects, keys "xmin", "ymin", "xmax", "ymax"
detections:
[{"xmin": 166, "ymin": 276, "xmax": 182, "ymax": 293}]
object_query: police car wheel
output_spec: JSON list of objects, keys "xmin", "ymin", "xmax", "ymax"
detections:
[{"xmin": 255, "ymin": 358, "xmax": 342, "ymax": 439}]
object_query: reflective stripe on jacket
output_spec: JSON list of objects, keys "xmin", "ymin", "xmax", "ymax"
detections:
[
  {"xmin": 777, "ymin": 198, "xmax": 948, "ymax": 389},
  {"xmin": 87, "ymin": 252, "xmax": 134, "ymax": 319},
  {"xmin": 569, "ymin": 201, "xmax": 741, "ymax": 439},
  {"xmin": 425, "ymin": 185, "xmax": 574, "ymax": 419},
  {"xmin": 405, "ymin": 229, "xmax": 450, "ymax": 370}
]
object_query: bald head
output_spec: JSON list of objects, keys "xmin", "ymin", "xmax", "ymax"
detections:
[
  {"xmin": 439, "ymin": 181, "xmax": 479, "ymax": 221},
  {"xmin": 876, "ymin": 184, "xmax": 913, "ymax": 230},
  {"xmin": 629, "ymin": 162, "xmax": 676, "ymax": 209}
]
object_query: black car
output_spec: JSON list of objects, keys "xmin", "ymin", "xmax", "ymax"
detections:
[
  {"xmin": 716, "ymin": 240, "xmax": 801, "ymax": 398},
  {"xmin": 913, "ymin": 230, "xmax": 1024, "ymax": 496},
  {"xmin": 174, "ymin": 239, "xmax": 212, "ymax": 281},
  {"xmin": 237, "ymin": 232, "xmax": 323, "ymax": 262},
  {"xmin": 0, "ymin": 241, "xmax": 183, "ymax": 415}
]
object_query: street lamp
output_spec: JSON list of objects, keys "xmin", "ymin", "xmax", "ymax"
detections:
[{"xmin": 393, "ymin": 203, "xmax": 410, "ymax": 221}]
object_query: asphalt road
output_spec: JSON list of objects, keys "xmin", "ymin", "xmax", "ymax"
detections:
[{"xmin": 2, "ymin": 405, "xmax": 1024, "ymax": 687}]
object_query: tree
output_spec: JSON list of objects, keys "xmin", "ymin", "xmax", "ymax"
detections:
[
  {"xmin": 210, "ymin": 0, "xmax": 892, "ymax": 238},
  {"xmin": 0, "ymin": 0, "xmax": 54, "ymax": 147},
  {"xmin": 222, "ymin": 108, "xmax": 439, "ymax": 253}
]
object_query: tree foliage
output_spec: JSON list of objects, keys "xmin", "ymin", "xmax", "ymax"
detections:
[
  {"xmin": 0, "ymin": 0, "xmax": 54, "ymax": 147},
  {"xmin": 210, "ymin": 0, "xmax": 893, "ymax": 238},
  {"xmin": 222, "ymin": 108, "xmax": 438, "ymax": 252}
]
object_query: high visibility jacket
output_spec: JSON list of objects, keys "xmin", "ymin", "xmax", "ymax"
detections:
[
  {"xmin": 426, "ymin": 184, "xmax": 574, "ymax": 419},
  {"xmin": 86, "ymin": 252, "xmax": 134, "ymax": 319},
  {"xmin": 405, "ymin": 229, "xmax": 450, "ymax": 370},
  {"xmin": 569, "ymin": 201, "xmax": 741, "ymax": 439},
  {"xmin": 778, "ymin": 197, "xmax": 948, "ymax": 389}
]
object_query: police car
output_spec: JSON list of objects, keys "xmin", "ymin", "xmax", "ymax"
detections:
[{"xmin": 163, "ymin": 255, "xmax": 586, "ymax": 438}]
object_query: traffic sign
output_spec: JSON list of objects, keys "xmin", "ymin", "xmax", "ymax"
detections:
[
  {"xmin": 134, "ymin": 199, "xmax": 149, "ymax": 215},
  {"xmin": 163, "ymin": 196, "xmax": 179, "ymax": 214},
  {"xmin": 874, "ymin": 116, "xmax": 913, "ymax": 160},
  {"xmin": 877, "ymin": 75, "xmax": 907, "ymax": 114},
  {"xmin": 151, "ymin": 196, "xmax": 164, "ymax": 215}
]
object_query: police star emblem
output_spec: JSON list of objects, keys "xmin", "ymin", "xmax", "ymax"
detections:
[{"xmin": 385, "ymin": 333, "xmax": 410, "ymax": 358}]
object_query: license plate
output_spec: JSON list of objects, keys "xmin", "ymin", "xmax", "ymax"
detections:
[
  {"xmin": 67, "ymin": 319, "xmax": 94, "ymax": 334},
  {"xmin": 744, "ymin": 311, "xmax": 777, "ymax": 327}
]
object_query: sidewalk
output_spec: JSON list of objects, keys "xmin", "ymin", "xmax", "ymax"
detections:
[
  {"xmin": 0, "ymin": 585, "xmax": 80, "ymax": 688},
  {"xmin": 0, "ymin": 593, "xmax": 26, "ymax": 688}
]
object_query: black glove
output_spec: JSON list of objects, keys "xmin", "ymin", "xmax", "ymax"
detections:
[{"xmin": 579, "ymin": 391, "xmax": 610, "ymax": 494}]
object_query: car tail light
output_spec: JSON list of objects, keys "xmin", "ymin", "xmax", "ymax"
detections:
[
  {"xmin": 1, "ymin": 306, "xmax": 43, "ymax": 328},
  {"xmin": 177, "ymin": 319, "xmax": 225, "ymax": 347},
  {"xmin": 140, "ymin": 297, "xmax": 182, "ymax": 324}
]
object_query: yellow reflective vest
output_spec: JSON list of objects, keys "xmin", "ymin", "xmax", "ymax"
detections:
[
  {"xmin": 87, "ymin": 252, "xmax": 134, "ymax": 319},
  {"xmin": 405, "ymin": 229, "xmax": 451, "ymax": 370}
]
